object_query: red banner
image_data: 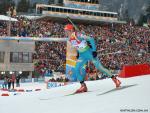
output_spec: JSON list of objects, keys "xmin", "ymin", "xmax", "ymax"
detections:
[{"xmin": 119, "ymin": 64, "xmax": 150, "ymax": 78}]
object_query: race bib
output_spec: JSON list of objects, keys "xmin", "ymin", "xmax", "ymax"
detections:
[{"xmin": 70, "ymin": 40, "xmax": 87, "ymax": 49}]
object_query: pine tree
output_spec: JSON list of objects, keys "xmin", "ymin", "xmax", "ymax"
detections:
[
  {"xmin": 146, "ymin": 5, "xmax": 150, "ymax": 13},
  {"xmin": 48, "ymin": 0, "xmax": 54, "ymax": 4},
  {"xmin": 17, "ymin": 0, "xmax": 30, "ymax": 12},
  {"xmin": 0, "ymin": 0, "xmax": 15, "ymax": 14},
  {"xmin": 146, "ymin": 4, "xmax": 150, "ymax": 27},
  {"xmin": 124, "ymin": 9, "xmax": 130, "ymax": 22},
  {"xmin": 0, "ymin": 0, "xmax": 6, "ymax": 14},
  {"xmin": 138, "ymin": 14, "xmax": 145, "ymax": 26}
]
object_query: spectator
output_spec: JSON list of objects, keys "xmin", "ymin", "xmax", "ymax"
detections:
[
  {"xmin": 7, "ymin": 77, "xmax": 12, "ymax": 90},
  {"xmin": 16, "ymin": 75, "xmax": 21, "ymax": 87},
  {"xmin": 11, "ymin": 74, "xmax": 16, "ymax": 89},
  {"xmin": 2, "ymin": 76, "xmax": 8, "ymax": 89}
]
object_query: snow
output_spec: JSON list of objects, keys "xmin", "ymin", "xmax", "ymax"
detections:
[{"xmin": 0, "ymin": 75, "xmax": 150, "ymax": 113}]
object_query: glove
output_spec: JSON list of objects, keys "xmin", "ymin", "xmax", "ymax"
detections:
[
  {"xmin": 92, "ymin": 51, "xmax": 97, "ymax": 58},
  {"xmin": 87, "ymin": 41, "xmax": 92, "ymax": 48},
  {"xmin": 76, "ymin": 51, "xmax": 79, "ymax": 59}
]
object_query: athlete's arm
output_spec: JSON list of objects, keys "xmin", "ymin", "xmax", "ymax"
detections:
[{"xmin": 78, "ymin": 33, "xmax": 96, "ymax": 51}]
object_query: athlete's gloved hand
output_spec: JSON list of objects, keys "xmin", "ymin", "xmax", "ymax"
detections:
[
  {"xmin": 87, "ymin": 41, "xmax": 92, "ymax": 48},
  {"xmin": 92, "ymin": 51, "xmax": 97, "ymax": 58},
  {"xmin": 76, "ymin": 51, "xmax": 79, "ymax": 59}
]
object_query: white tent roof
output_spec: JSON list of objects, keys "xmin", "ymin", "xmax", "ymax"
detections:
[
  {"xmin": 21, "ymin": 15, "xmax": 40, "ymax": 20},
  {"xmin": 0, "ymin": 15, "xmax": 18, "ymax": 22}
]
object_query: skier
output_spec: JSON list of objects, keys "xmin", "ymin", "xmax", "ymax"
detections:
[{"xmin": 64, "ymin": 24, "xmax": 121, "ymax": 93}]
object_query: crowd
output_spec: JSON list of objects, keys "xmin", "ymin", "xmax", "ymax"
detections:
[
  {"xmin": 33, "ymin": 41, "xmax": 66, "ymax": 75},
  {"xmin": 1, "ymin": 74, "xmax": 21, "ymax": 90},
  {"xmin": 48, "ymin": 77, "xmax": 69, "ymax": 83},
  {"xmin": 0, "ymin": 16, "xmax": 150, "ymax": 78}
]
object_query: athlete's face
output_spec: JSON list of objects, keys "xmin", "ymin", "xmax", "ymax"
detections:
[{"xmin": 65, "ymin": 30, "xmax": 73, "ymax": 38}]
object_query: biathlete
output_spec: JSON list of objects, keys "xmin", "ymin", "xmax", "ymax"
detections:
[{"xmin": 64, "ymin": 24, "xmax": 121, "ymax": 93}]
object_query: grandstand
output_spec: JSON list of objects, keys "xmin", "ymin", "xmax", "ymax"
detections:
[
  {"xmin": 0, "ymin": 0, "xmax": 149, "ymax": 81},
  {"xmin": 35, "ymin": 0, "xmax": 127, "ymax": 24},
  {"xmin": 0, "ymin": 2, "xmax": 150, "ymax": 113},
  {"xmin": 64, "ymin": 0, "xmax": 99, "ymax": 10},
  {"xmin": 36, "ymin": 4, "xmax": 118, "ymax": 22}
]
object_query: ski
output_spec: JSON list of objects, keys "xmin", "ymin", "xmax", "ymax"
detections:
[
  {"xmin": 39, "ymin": 91, "xmax": 92, "ymax": 100},
  {"xmin": 64, "ymin": 91, "xmax": 92, "ymax": 96}
]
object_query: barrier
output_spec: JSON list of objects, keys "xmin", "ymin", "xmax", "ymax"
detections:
[
  {"xmin": 9, "ymin": 89, "xmax": 17, "ymax": 92},
  {"xmin": 35, "ymin": 89, "xmax": 41, "ymax": 91},
  {"xmin": 21, "ymin": 78, "xmax": 32, "ymax": 83},
  {"xmin": 47, "ymin": 82, "xmax": 65, "ymax": 89},
  {"xmin": 47, "ymin": 82, "xmax": 74, "ymax": 89},
  {"xmin": 17, "ymin": 89, "xmax": 25, "ymax": 92},
  {"xmin": 14, "ymin": 93, "xmax": 21, "ymax": 96},
  {"xmin": 1, "ymin": 88, "xmax": 42, "ymax": 96},
  {"xmin": 21, "ymin": 78, "xmax": 45, "ymax": 83},
  {"xmin": 26, "ymin": 90, "xmax": 33, "ymax": 92},
  {"xmin": 1, "ymin": 88, "xmax": 9, "ymax": 91},
  {"xmin": 1, "ymin": 93, "xmax": 9, "ymax": 96},
  {"xmin": 119, "ymin": 64, "xmax": 150, "ymax": 78}
]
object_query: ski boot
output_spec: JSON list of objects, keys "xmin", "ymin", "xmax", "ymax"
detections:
[
  {"xmin": 111, "ymin": 76, "xmax": 121, "ymax": 88},
  {"xmin": 75, "ymin": 83, "xmax": 88, "ymax": 93}
]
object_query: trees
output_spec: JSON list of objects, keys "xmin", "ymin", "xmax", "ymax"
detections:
[
  {"xmin": 0, "ymin": 0, "xmax": 30, "ymax": 14},
  {"xmin": 0, "ymin": 0, "xmax": 6, "ymax": 14},
  {"xmin": 17, "ymin": 0, "xmax": 30, "ymax": 13},
  {"xmin": 0, "ymin": 0, "xmax": 15, "ymax": 14},
  {"xmin": 48, "ymin": 0, "xmax": 55, "ymax": 4},
  {"xmin": 146, "ymin": 4, "xmax": 150, "ymax": 13},
  {"xmin": 137, "ymin": 3, "xmax": 150, "ymax": 26}
]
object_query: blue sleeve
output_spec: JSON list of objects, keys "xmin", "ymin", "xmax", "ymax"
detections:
[{"xmin": 86, "ymin": 36, "xmax": 96, "ymax": 51}]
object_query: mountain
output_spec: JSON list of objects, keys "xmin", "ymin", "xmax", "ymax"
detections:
[
  {"xmin": 99, "ymin": 0, "xmax": 150, "ymax": 23},
  {"xmin": 12, "ymin": 0, "xmax": 150, "ymax": 22}
]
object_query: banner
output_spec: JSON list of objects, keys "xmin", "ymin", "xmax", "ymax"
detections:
[
  {"xmin": 47, "ymin": 82, "xmax": 65, "ymax": 89},
  {"xmin": 119, "ymin": 64, "xmax": 150, "ymax": 78},
  {"xmin": 47, "ymin": 82, "xmax": 74, "ymax": 89}
]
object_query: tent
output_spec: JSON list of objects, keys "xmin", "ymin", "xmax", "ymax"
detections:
[
  {"xmin": 20, "ymin": 15, "xmax": 40, "ymax": 20},
  {"xmin": 0, "ymin": 15, "xmax": 18, "ymax": 22}
]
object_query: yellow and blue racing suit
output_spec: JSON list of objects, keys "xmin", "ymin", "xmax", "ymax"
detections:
[{"xmin": 69, "ymin": 32, "xmax": 113, "ymax": 82}]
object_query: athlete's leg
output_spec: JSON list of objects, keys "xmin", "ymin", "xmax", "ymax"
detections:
[
  {"xmin": 91, "ymin": 54, "xmax": 121, "ymax": 88},
  {"xmin": 92, "ymin": 58, "xmax": 112, "ymax": 78},
  {"xmin": 75, "ymin": 57, "xmax": 88, "ymax": 82},
  {"xmin": 74, "ymin": 51, "xmax": 90, "ymax": 93}
]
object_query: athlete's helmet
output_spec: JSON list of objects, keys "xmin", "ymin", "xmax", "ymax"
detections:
[{"xmin": 64, "ymin": 24, "xmax": 74, "ymax": 31}]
